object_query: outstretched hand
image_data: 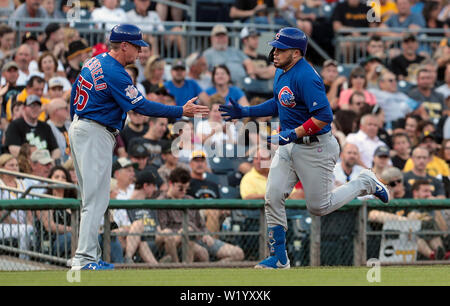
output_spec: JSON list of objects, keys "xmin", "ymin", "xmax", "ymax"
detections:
[
  {"xmin": 182, "ymin": 97, "xmax": 209, "ymax": 118},
  {"xmin": 219, "ymin": 98, "xmax": 247, "ymax": 121}
]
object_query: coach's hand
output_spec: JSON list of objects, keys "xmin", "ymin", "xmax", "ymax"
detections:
[
  {"xmin": 183, "ymin": 97, "xmax": 209, "ymax": 118},
  {"xmin": 267, "ymin": 129, "xmax": 298, "ymax": 145},
  {"xmin": 219, "ymin": 98, "xmax": 249, "ymax": 121}
]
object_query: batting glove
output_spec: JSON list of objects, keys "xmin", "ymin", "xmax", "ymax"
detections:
[
  {"xmin": 267, "ymin": 129, "xmax": 298, "ymax": 145},
  {"xmin": 219, "ymin": 98, "xmax": 249, "ymax": 121}
]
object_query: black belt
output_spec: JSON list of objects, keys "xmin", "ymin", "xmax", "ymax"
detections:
[
  {"xmin": 78, "ymin": 116, "xmax": 119, "ymax": 136},
  {"xmin": 294, "ymin": 135, "xmax": 319, "ymax": 145}
]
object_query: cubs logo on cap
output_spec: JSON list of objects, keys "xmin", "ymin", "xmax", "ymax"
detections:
[{"xmin": 278, "ymin": 86, "xmax": 296, "ymax": 108}]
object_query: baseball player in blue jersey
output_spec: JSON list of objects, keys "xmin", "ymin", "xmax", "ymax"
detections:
[
  {"xmin": 220, "ymin": 27, "xmax": 390, "ymax": 269},
  {"xmin": 69, "ymin": 24, "xmax": 209, "ymax": 270}
]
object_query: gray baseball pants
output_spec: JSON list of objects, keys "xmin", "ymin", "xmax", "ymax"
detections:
[
  {"xmin": 68, "ymin": 115, "xmax": 116, "ymax": 267},
  {"xmin": 265, "ymin": 131, "xmax": 375, "ymax": 230}
]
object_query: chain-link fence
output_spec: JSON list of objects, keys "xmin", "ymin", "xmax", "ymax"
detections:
[{"xmin": 2, "ymin": 196, "xmax": 450, "ymax": 271}]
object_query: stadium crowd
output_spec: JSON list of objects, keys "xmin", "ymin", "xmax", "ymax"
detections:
[{"xmin": 0, "ymin": 0, "xmax": 449, "ymax": 264}]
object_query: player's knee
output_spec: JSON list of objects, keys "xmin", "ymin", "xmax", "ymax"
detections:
[
  {"xmin": 265, "ymin": 186, "xmax": 286, "ymax": 204},
  {"xmin": 307, "ymin": 206, "xmax": 328, "ymax": 217}
]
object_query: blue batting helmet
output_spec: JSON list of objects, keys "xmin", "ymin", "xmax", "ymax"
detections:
[
  {"xmin": 269, "ymin": 27, "xmax": 308, "ymax": 56},
  {"xmin": 109, "ymin": 24, "xmax": 149, "ymax": 47}
]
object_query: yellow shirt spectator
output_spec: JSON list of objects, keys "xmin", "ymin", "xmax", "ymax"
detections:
[
  {"xmin": 370, "ymin": 0, "xmax": 398, "ymax": 23},
  {"xmin": 6, "ymin": 88, "xmax": 50, "ymax": 122},
  {"xmin": 240, "ymin": 167, "xmax": 268, "ymax": 199},
  {"xmin": 403, "ymin": 155, "xmax": 450, "ymax": 178}
]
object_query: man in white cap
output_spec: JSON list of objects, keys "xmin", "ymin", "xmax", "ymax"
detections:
[
  {"xmin": 23, "ymin": 148, "xmax": 54, "ymax": 195},
  {"xmin": 203, "ymin": 24, "xmax": 256, "ymax": 86}
]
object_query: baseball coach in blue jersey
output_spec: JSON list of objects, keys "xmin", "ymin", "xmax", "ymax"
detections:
[
  {"xmin": 220, "ymin": 27, "xmax": 390, "ymax": 269},
  {"xmin": 69, "ymin": 24, "xmax": 209, "ymax": 271}
]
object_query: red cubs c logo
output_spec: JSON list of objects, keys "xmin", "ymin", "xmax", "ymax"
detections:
[{"xmin": 278, "ymin": 86, "xmax": 296, "ymax": 108}]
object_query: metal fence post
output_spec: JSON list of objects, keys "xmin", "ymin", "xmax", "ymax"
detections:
[
  {"xmin": 103, "ymin": 210, "xmax": 111, "ymax": 263},
  {"xmin": 310, "ymin": 215, "xmax": 321, "ymax": 267},
  {"xmin": 181, "ymin": 208, "xmax": 189, "ymax": 263},
  {"xmin": 353, "ymin": 203, "xmax": 367, "ymax": 266},
  {"xmin": 258, "ymin": 207, "xmax": 267, "ymax": 260},
  {"xmin": 70, "ymin": 208, "xmax": 79, "ymax": 258}
]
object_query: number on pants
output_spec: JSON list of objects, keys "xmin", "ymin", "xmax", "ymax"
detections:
[{"xmin": 73, "ymin": 75, "xmax": 93, "ymax": 111}]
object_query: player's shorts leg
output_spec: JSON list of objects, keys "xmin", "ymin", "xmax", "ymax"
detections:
[
  {"xmin": 265, "ymin": 145, "xmax": 301, "ymax": 230},
  {"xmin": 69, "ymin": 117, "xmax": 115, "ymax": 267},
  {"xmin": 293, "ymin": 132, "xmax": 376, "ymax": 216}
]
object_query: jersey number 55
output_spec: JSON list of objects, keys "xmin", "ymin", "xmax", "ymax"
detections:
[{"xmin": 73, "ymin": 75, "xmax": 93, "ymax": 111}]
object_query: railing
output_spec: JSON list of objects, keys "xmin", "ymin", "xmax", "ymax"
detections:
[{"xmin": 1, "ymin": 196, "xmax": 450, "ymax": 270}]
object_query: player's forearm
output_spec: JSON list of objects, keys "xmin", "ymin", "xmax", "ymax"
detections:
[
  {"xmin": 294, "ymin": 117, "xmax": 328, "ymax": 138},
  {"xmin": 246, "ymin": 97, "xmax": 278, "ymax": 118},
  {"xmin": 134, "ymin": 100, "xmax": 183, "ymax": 118}
]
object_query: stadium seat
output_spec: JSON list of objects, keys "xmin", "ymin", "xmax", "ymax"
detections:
[
  {"xmin": 208, "ymin": 156, "xmax": 235, "ymax": 174},
  {"xmin": 219, "ymin": 186, "xmax": 240, "ymax": 199},
  {"xmin": 196, "ymin": 0, "xmax": 234, "ymax": 23},
  {"xmin": 204, "ymin": 172, "xmax": 228, "ymax": 187}
]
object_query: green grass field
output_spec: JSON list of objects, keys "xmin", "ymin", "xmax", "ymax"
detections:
[{"xmin": 0, "ymin": 265, "xmax": 449, "ymax": 286}]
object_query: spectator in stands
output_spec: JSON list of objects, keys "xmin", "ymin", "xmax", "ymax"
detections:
[
  {"xmin": 409, "ymin": 68, "xmax": 446, "ymax": 124},
  {"xmin": 0, "ymin": 24, "xmax": 15, "ymax": 61},
  {"xmin": 12, "ymin": 44, "xmax": 33, "ymax": 87},
  {"xmin": 40, "ymin": 23, "xmax": 66, "ymax": 64},
  {"xmin": 379, "ymin": 0, "xmax": 425, "ymax": 34},
  {"xmin": 240, "ymin": 27, "xmax": 276, "ymax": 81},
  {"xmin": 0, "ymin": 153, "xmax": 33, "ymax": 259},
  {"xmin": 206, "ymin": 65, "xmax": 249, "ymax": 107},
  {"xmin": 156, "ymin": 167, "xmax": 208, "ymax": 263},
  {"xmin": 321, "ymin": 59, "xmax": 346, "ymax": 111},
  {"xmin": 240, "ymin": 147, "xmax": 271, "ymax": 200},
  {"xmin": 126, "ymin": 0, "xmax": 164, "ymax": 56},
  {"xmin": 17, "ymin": 143, "xmax": 37, "ymax": 174},
  {"xmin": 331, "ymin": 0, "xmax": 371, "ymax": 62},
  {"xmin": 24, "ymin": 149, "xmax": 54, "ymax": 195},
  {"xmin": 62, "ymin": 158, "xmax": 77, "ymax": 185},
  {"xmin": 120, "ymin": 110, "xmax": 149, "ymax": 152},
  {"xmin": 389, "ymin": 33, "xmax": 426, "ymax": 82},
  {"xmin": 436, "ymin": 62, "xmax": 450, "ymax": 101},
  {"xmin": 229, "ymin": 0, "xmax": 271, "ymax": 24},
  {"xmin": 381, "ymin": 166, "xmax": 406, "ymax": 199},
  {"xmin": 372, "ymin": 145, "xmax": 391, "ymax": 176},
  {"xmin": 338, "ymin": 66, "xmax": 377, "ymax": 110},
  {"xmin": 64, "ymin": 40, "xmax": 92, "ymax": 85},
  {"xmin": 155, "ymin": 1, "xmax": 187, "ymax": 57},
  {"xmin": 0, "ymin": 61, "xmax": 23, "ymax": 126},
  {"xmin": 164, "ymin": 59, "xmax": 209, "ymax": 106},
  {"xmin": 333, "ymin": 110, "xmax": 358, "ymax": 143},
  {"xmin": 368, "ymin": 69, "xmax": 421, "ymax": 127},
  {"xmin": 203, "ymin": 24, "xmax": 255, "ymax": 88},
  {"xmin": 91, "ymin": 0, "xmax": 127, "ymax": 31},
  {"xmin": 346, "ymin": 113, "xmax": 388, "ymax": 168},
  {"xmin": 135, "ymin": 42, "xmax": 153, "ymax": 84},
  {"xmin": 9, "ymin": 0, "xmax": 49, "ymax": 29},
  {"xmin": 347, "ymin": 91, "xmax": 368, "ymax": 116},
  {"xmin": 158, "ymin": 167, "xmax": 244, "ymax": 262},
  {"xmin": 404, "ymin": 113, "xmax": 423, "ymax": 147},
  {"xmin": 423, "ymin": 1, "xmax": 448, "ymax": 38},
  {"xmin": 46, "ymin": 98, "xmax": 70, "ymax": 163},
  {"xmin": 195, "ymin": 94, "xmax": 238, "ymax": 146},
  {"xmin": 47, "ymin": 77, "xmax": 66, "ymax": 100},
  {"xmin": 112, "ymin": 157, "xmax": 136, "ymax": 201},
  {"xmin": 274, "ymin": 0, "xmax": 302, "ymax": 26},
  {"xmin": 37, "ymin": 52, "xmax": 71, "ymax": 95},
  {"xmin": 422, "ymin": 58, "xmax": 440, "ymax": 89},
  {"xmin": 187, "ymin": 150, "xmax": 225, "ymax": 234},
  {"xmin": 403, "ymin": 146, "xmax": 446, "ymax": 198},
  {"xmin": 185, "ymin": 51, "xmax": 212, "ymax": 91},
  {"xmin": 5, "ymin": 95, "xmax": 60, "ymax": 160},
  {"xmin": 333, "ymin": 142, "xmax": 365, "ymax": 187},
  {"xmin": 440, "ymin": 138, "xmax": 450, "ymax": 168},
  {"xmin": 360, "ymin": 35, "xmax": 389, "ymax": 67},
  {"xmin": 128, "ymin": 117, "xmax": 169, "ymax": 168},
  {"xmin": 410, "ymin": 179, "xmax": 447, "ymax": 260},
  {"xmin": 434, "ymin": 39, "xmax": 450, "ymax": 84},
  {"xmin": 42, "ymin": 0, "xmax": 64, "ymax": 19},
  {"xmin": 124, "ymin": 170, "xmax": 174, "ymax": 264},
  {"xmin": 158, "ymin": 141, "xmax": 190, "ymax": 185},
  {"xmin": 404, "ymin": 132, "xmax": 450, "ymax": 180},
  {"xmin": 36, "ymin": 166, "xmax": 76, "ymax": 258},
  {"xmin": 391, "ymin": 132, "xmax": 411, "ymax": 170},
  {"xmin": 142, "ymin": 55, "xmax": 165, "ymax": 96}
]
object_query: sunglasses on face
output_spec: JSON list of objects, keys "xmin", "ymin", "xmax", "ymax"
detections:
[
  {"xmin": 353, "ymin": 75, "xmax": 365, "ymax": 79},
  {"xmin": 388, "ymin": 179, "xmax": 402, "ymax": 187}
]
